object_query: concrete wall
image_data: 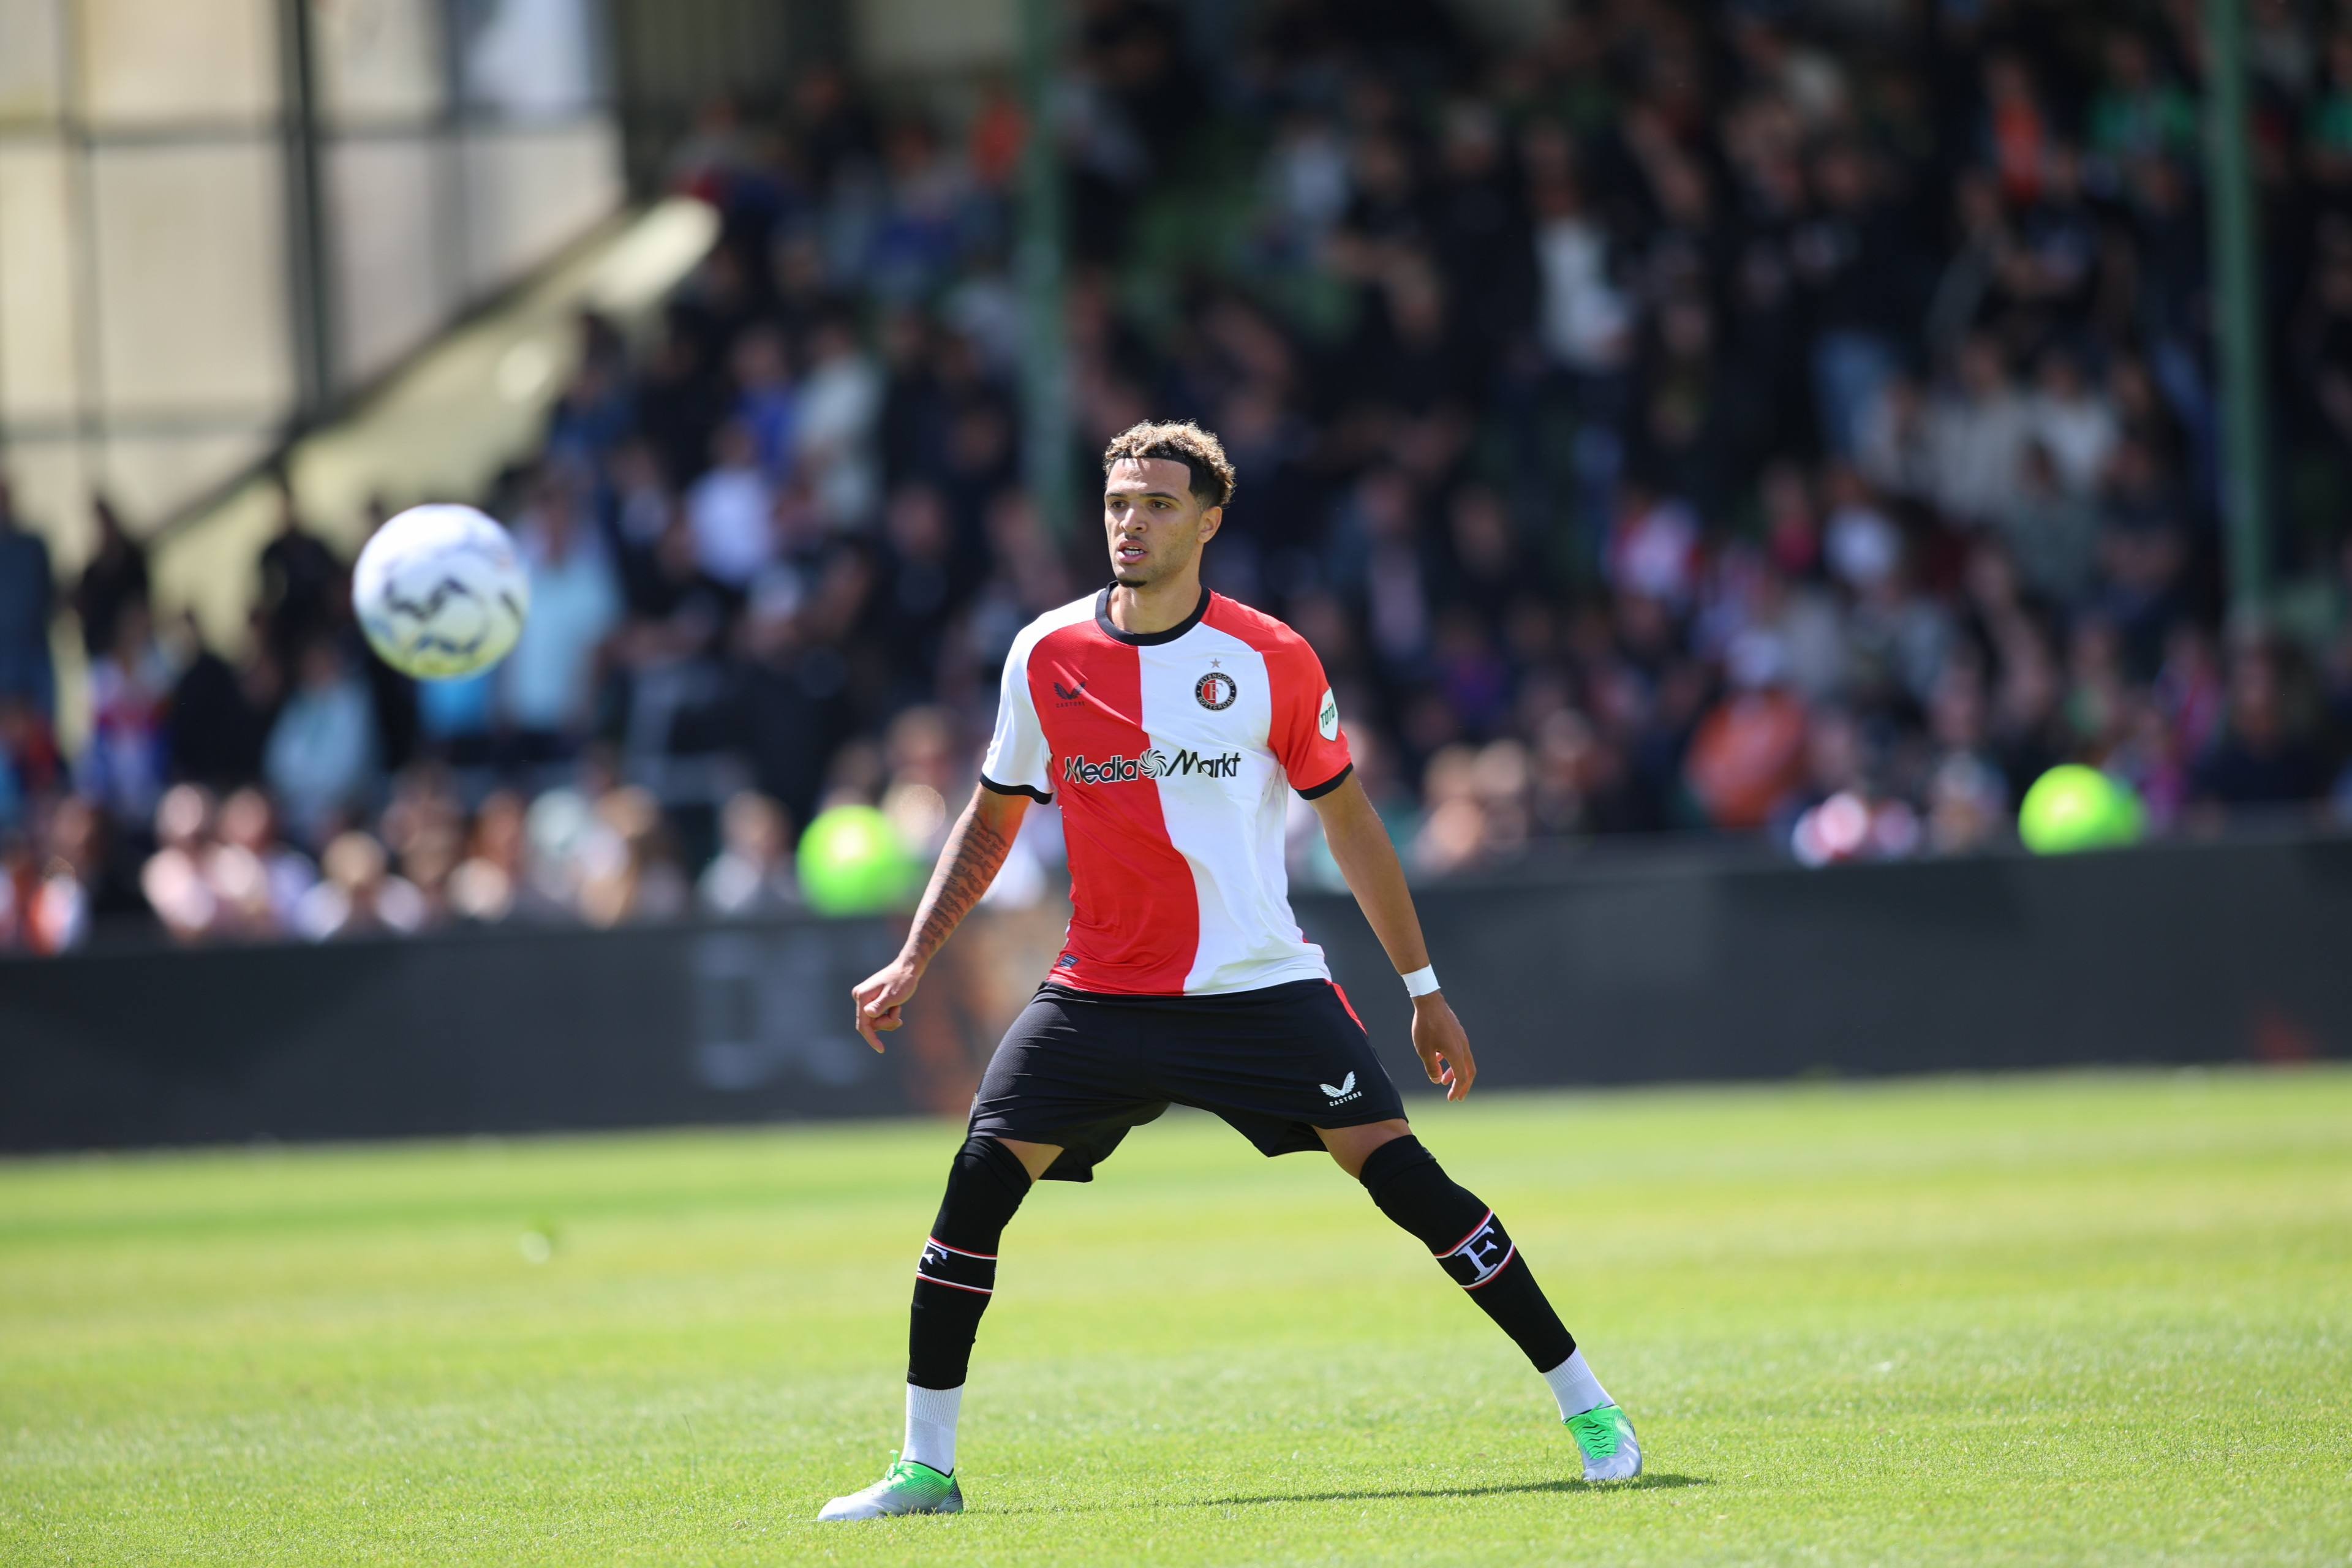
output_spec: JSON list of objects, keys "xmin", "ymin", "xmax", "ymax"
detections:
[{"xmin": 5, "ymin": 834, "xmax": 2346, "ymax": 1153}]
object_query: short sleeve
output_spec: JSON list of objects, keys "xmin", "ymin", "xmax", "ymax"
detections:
[
  {"xmin": 1269, "ymin": 638, "xmax": 1353, "ymax": 799},
  {"xmin": 979, "ymin": 644, "xmax": 1054, "ymax": 802}
]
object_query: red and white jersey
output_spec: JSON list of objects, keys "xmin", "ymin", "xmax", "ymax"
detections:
[{"xmin": 981, "ymin": 587, "xmax": 1354, "ymax": 996}]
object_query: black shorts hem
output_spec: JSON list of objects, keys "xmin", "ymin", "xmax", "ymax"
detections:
[
  {"xmin": 968, "ymin": 1104, "xmax": 1168, "ymax": 1182},
  {"xmin": 1233, "ymin": 1101, "xmax": 1408, "ymax": 1159},
  {"xmin": 971, "ymin": 1099, "xmax": 1402, "ymax": 1174},
  {"xmin": 1297, "ymin": 1104, "xmax": 1411, "ymax": 1133}
]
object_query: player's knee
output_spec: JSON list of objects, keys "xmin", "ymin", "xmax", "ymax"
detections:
[
  {"xmin": 927, "ymin": 1134, "xmax": 1031, "ymax": 1253},
  {"xmin": 1317, "ymin": 1118, "xmax": 1412, "ymax": 1177},
  {"xmin": 1357, "ymin": 1135, "xmax": 1518, "ymax": 1289},
  {"xmin": 959, "ymin": 1132, "xmax": 1035, "ymax": 1193},
  {"xmin": 1357, "ymin": 1132, "xmax": 1441, "ymax": 1204}
]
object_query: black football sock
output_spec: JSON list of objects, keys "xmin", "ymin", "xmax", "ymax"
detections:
[
  {"xmin": 907, "ymin": 1134, "xmax": 1033, "ymax": 1392},
  {"xmin": 1357, "ymin": 1135, "xmax": 1577, "ymax": 1373}
]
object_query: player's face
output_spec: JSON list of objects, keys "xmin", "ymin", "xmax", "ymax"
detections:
[{"xmin": 1102, "ymin": 459, "xmax": 1221, "ymax": 587}]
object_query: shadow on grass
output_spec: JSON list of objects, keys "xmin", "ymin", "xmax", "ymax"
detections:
[
  {"xmin": 1197, "ymin": 1472, "xmax": 1713, "ymax": 1507},
  {"xmin": 981, "ymin": 1473, "xmax": 1711, "ymax": 1516}
]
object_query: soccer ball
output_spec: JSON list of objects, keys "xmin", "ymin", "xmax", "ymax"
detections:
[{"xmin": 353, "ymin": 504, "xmax": 530, "ymax": 680}]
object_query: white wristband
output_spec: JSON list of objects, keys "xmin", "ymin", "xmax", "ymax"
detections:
[{"xmin": 1400, "ymin": 965, "xmax": 1440, "ymax": 997}]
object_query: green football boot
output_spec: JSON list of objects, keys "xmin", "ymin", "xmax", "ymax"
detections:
[
  {"xmin": 1564, "ymin": 1403, "xmax": 1642, "ymax": 1481},
  {"xmin": 816, "ymin": 1453, "xmax": 965, "ymax": 1520}
]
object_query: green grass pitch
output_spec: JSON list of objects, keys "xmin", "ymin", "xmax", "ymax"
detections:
[{"xmin": 4, "ymin": 1068, "xmax": 2348, "ymax": 1566}]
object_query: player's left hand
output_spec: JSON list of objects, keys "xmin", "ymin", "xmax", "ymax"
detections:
[
  {"xmin": 852, "ymin": 954, "xmax": 925, "ymax": 1052},
  {"xmin": 1410, "ymin": 994, "xmax": 1476, "ymax": 1101}
]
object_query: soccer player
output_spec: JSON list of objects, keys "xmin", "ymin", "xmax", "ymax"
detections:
[{"xmin": 817, "ymin": 421, "xmax": 1639, "ymax": 1520}]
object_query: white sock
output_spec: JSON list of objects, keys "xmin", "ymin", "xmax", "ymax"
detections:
[
  {"xmin": 1542, "ymin": 1349, "xmax": 1611, "ymax": 1419},
  {"xmin": 903, "ymin": 1382, "xmax": 962, "ymax": 1474}
]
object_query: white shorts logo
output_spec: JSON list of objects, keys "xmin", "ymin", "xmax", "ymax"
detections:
[{"xmin": 1317, "ymin": 688, "xmax": 1340, "ymax": 741}]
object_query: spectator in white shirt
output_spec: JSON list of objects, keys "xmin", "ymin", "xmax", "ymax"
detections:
[
  {"xmin": 687, "ymin": 420, "xmax": 774, "ymax": 586},
  {"xmin": 265, "ymin": 639, "xmax": 380, "ymax": 846},
  {"xmin": 1854, "ymin": 372, "xmax": 1937, "ymax": 503},
  {"xmin": 500, "ymin": 483, "xmax": 621, "ymax": 752},
  {"xmin": 795, "ymin": 317, "xmax": 884, "ymax": 530},
  {"xmin": 2027, "ymin": 347, "xmax": 2120, "ymax": 497},
  {"xmin": 698, "ymin": 791, "xmax": 801, "ymax": 917},
  {"xmin": 1927, "ymin": 335, "xmax": 2031, "ymax": 526}
]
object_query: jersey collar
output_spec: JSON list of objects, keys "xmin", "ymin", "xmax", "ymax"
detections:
[{"xmin": 1093, "ymin": 584, "xmax": 1210, "ymax": 646}]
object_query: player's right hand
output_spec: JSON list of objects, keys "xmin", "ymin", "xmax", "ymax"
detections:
[
  {"xmin": 1410, "ymin": 993, "xmax": 1477, "ymax": 1101},
  {"xmin": 852, "ymin": 956, "xmax": 924, "ymax": 1052}
]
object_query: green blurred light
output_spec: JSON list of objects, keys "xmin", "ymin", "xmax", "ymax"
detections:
[
  {"xmin": 2018, "ymin": 765, "xmax": 2145, "ymax": 856},
  {"xmin": 796, "ymin": 805, "xmax": 919, "ymax": 918}
]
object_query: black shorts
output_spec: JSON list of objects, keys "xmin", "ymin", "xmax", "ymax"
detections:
[{"xmin": 968, "ymin": 978, "xmax": 1407, "ymax": 1182}]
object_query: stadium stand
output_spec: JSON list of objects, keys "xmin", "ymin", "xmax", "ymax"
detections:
[{"xmin": 8, "ymin": 0, "xmax": 2352, "ymax": 952}]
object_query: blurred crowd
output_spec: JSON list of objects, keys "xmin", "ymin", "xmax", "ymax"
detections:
[{"xmin": 12, "ymin": 0, "xmax": 2352, "ymax": 953}]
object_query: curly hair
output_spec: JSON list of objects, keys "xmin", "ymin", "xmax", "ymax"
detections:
[{"xmin": 1101, "ymin": 420, "xmax": 1238, "ymax": 509}]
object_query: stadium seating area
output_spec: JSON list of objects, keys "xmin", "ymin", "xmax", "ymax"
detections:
[{"xmin": 9, "ymin": 0, "xmax": 2352, "ymax": 951}]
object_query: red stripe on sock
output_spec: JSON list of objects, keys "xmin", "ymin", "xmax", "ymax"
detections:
[{"xmin": 1434, "ymin": 1208, "xmax": 1496, "ymax": 1258}]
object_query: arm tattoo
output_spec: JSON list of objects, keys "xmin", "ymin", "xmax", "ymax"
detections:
[{"xmin": 904, "ymin": 805, "xmax": 1014, "ymax": 963}]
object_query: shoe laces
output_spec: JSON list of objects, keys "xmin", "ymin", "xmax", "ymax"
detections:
[
  {"xmin": 1565, "ymin": 1404, "xmax": 1623, "ymax": 1458},
  {"xmin": 882, "ymin": 1455, "xmax": 942, "ymax": 1490}
]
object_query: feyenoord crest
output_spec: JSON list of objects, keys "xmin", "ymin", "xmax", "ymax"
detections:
[{"xmin": 1195, "ymin": 671, "xmax": 1237, "ymax": 710}]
